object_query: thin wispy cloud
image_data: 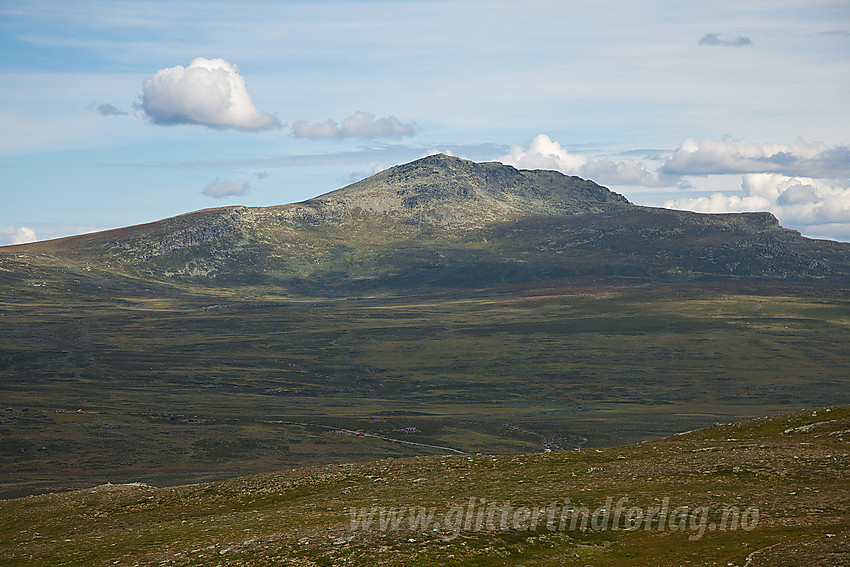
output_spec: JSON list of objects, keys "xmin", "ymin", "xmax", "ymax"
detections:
[
  {"xmin": 202, "ymin": 178, "xmax": 250, "ymax": 198},
  {"xmin": 140, "ymin": 57, "xmax": 280, "ymax": 131},
  {"xmin": 698, "ymin": 33, "xmax": 753, "ymax": 47},
  {"xmin": 96, "ymin": 103, "xmax": 127, "ymax": 116},
  {"xmin": 293, "ymin": 111, "xmax": 414, "ymax": 139}
]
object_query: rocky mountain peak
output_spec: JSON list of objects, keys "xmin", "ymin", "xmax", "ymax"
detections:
[{"xmin": 304, "ymin": 154, "xmax": 631, "ymax": 228}]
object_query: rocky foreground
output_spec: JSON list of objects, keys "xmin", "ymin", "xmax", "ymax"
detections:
[{"xmin": 1, "ymin": 405, "xmax": 847, "ymax": 566}]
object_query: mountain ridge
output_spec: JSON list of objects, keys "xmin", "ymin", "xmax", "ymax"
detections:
[{"xmin": 2, "ymin": 154, "xmax": 849, "ymax": 289}]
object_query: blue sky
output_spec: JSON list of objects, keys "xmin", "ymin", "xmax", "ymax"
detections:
[{"xmin": 1, "ymin": 0, "xmax": 849, "ymax": 245}]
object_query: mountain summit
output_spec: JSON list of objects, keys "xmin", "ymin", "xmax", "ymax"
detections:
[
  {"xmin": 3, "ymin": 154, "xmax": 850, "ymax": 289},
  {"xmin": 307, "ymin": 154, "xmax": 630, "ymax": 227}
]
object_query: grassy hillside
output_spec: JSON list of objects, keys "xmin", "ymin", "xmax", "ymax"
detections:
[{"xmin": 1, "ymin": 405, "xmax": 847, "ymax": 566}]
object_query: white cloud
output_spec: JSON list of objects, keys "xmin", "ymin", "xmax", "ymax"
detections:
[
  {"xmin": 576, "ymin": 157, "xmax": 663, "ymax": 186},
  {"xmin": 0, "ymin": 226, "xmax": 38, "ymax": 245},
  {"xmin": 498, "ymin": 134, "xmax": 587, "ymax": 172},
  {"xmin": 497, "ymin": 134, "xmax": 662, "ymax": 186},
  {"xmin": 140, "ymin": 57, "xmax": 279, "ymax": 131},
  {"xmin": 292, "ymin": 111, "xmax": 414, "ymax": 139},
  {"xmin": 498, "ymin": 134, "xmax": 850, "ymax": 240},
  {"xmin": 503, "ymin": 135, "xmax": 850, "ymax": 188},
  {"xmin": 202, "ymin": 178, "xmax": 250, "ymax": 198},
  {"xmin": 663, "ymin": 137, "xmax": 850, "ymax": 177},
  {"xmin": 502, "ymin": 134, "xmax": 850, "ymax": 189},
  {"xmin": 698, "ymin": 33, "xmax": 753, "ymax": 47},
  {"xmin": 665, "ymin": 173, "xmax": 850, "ymax": 231},
  {"xmin": 657, "ymin": 140, "xmax": 850, "ymax": 241},
  {"xmin": 12, "ymin": 226, "xmax": 37, "ymax": 244}
]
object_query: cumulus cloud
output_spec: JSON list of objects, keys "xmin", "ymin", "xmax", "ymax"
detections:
[
  {"xmin": 498, "ymin": 134, "xmax": 850, "ymax": 240},
  {"xmin": 663, "ymin": 137, "xmax": 850, "ymax": 177},
  {"xmin": 497, "ymin": 134, "xmax": 663, "ymax": 186},
  {"xmin": 140, "ymin": 57, "xmax": 279, "ymax": 131},
  {"xmin": 96, "ymin": 103, "xmax": 127, "ymax": 116},
  {"xmin": 202, "ymin": 178, "xmax": 250, "ymax": 198},
  {"xmin": 665, "ymin": 173, "xmax": 850, "ymax": 230},
  {"xmin": 659, "ymin": 139, "xmax": 850, "ymax": 240},
  {"xmin": 502, "ymin": 135, "xmax": 850, "ymax": 185},
  {"xmin": 292, "ymin": 111, "xmax": 414, "ymax": 139},
  {"xmin": 0, "ymin": 226, "xmax": 38, "ymax": 245},
  {"xmin": 13, "ymin": 226, "xmax": 38, "ymax": 244},
  {"xmin": 698, "ymin": 33, "xmax": 753, "ymax": 47},
  {"xmin": 498, "ymin": 134, "xmax": 587, "ymax": 171}
]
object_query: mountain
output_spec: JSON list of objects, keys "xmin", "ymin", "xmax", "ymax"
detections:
[
  {"xmin": 309, "ymin": 152, "xmax": 629, "ymax": 220},
  {"xmin": 1, "ymin": 155, "xmax": 850, "ymax": 500},
  {"xmin": 6, "ymin": 154, "xmax": 849, "ymax": 291}
]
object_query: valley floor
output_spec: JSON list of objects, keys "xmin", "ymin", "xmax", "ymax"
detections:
[{"xmin": 1, "ymin": 280, "xmax": 850, "ymax": 499}]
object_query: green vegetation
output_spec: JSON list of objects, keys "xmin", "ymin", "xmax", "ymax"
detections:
[
  {"xmin": 1, "ymin": 155, "xmax": 849, "ymax": 564},
  {"xmin": 1, "ymin": 277, "xmax": 848, "ymax": 498},
  {"xmin": 1, "ymin": 406, "xmax": 847, "ymax": 566},
  {"xmin": 1, "ymin": 155, "xmax": 850, "ymax": 499}
]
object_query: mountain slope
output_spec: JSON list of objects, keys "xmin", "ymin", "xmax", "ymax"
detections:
[
  {"xmin": 2, "ymin": 405, "xmax": 848, "ymax": 566},
  {"xmin": 3, "ymin": 154, "xmax": 849, "ymax": 290}
]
